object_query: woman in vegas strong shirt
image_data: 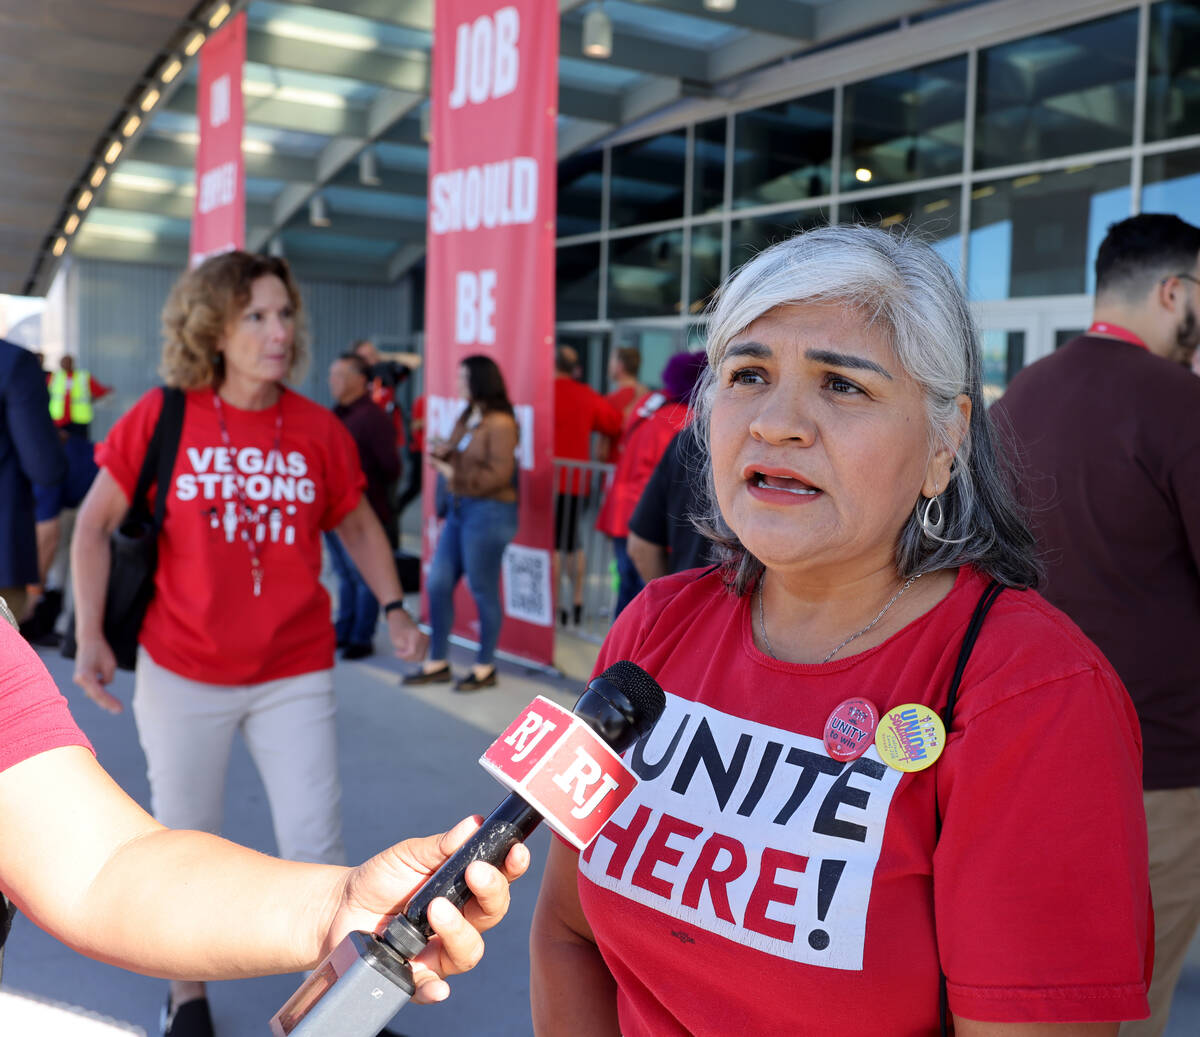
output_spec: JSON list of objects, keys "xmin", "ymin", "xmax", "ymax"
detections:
[{"xmin": 71, "ymin": 251, "xmax": 427, "ymax": 1036}]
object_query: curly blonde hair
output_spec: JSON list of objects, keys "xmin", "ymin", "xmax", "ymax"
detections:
[{"xmin": 159, "ymin": 251, "xmax": 310, "ymax": 389}]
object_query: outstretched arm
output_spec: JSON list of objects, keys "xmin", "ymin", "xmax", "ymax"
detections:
[{"xmin": 0, "ymin": 744, "xmax": 527, "ymax": 1001}]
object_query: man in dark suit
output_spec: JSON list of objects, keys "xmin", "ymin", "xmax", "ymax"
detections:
[{"xmin": 0, "ymin": 339, "xmax": 65, "ymax": 620}]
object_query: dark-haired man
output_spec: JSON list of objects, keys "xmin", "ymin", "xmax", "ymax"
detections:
[
  {"xmin": 993, "ymin": 212, "xmax": 1200, "ymax": 1037},
  {"xmin": 326, "ymin": 353, "xmax": 401, "ymax": 659}
]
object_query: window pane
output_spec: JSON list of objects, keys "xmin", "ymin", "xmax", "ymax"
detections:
[
  {"xmin": 731, "ymin": 208, "xmax": 830, "ymax": 270},
  {"xmin": 842, "ymin": 57, "xmax": 967, "ymax": 191},
  {"xmin": 975, "ymin": 12, "xmax": 1138, "ymax": 169},
  {"xmin": 1147, "ymin": 2, "xmax": 1200, "ymax": 142},
  {"xmin": 980, "ymin": 330, "xmax": 1026, "ymax": 406},
  {"xmin": 556, "ymin": 242, "xmax": 601, "ymax": 322},
  {"xmin": 557, "ymin": 149, "xmax": 603, "ymax": 236},
  {"xmin": 609, "ymin": 130, "xmax": 686, "ymax": 228},
  {"xmin": 693, "ymin": 117, "xmax": 727, "ymax": 216},
  {"xmin": 732, "ymin": 92, "xmax": 834, "ymax": 208},
  {"xmin": 688, "ymin": 223, "xmax": 723, "ymax": 316},
  {"xmin": 968, "ymin": 161, "xmax": 1130, "ymax": 300},
  {"xmin": 841, "ymin": 189, "xmax": 962, "ymax": 277},
  {"xmin": 1142, "ymin": 148, "xmax": 1200, "ymax": 227},
  {"xmin": 607, "ymin": 230, "xmax": 683, "ymax": 319}
]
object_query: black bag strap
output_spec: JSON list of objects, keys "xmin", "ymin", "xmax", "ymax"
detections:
[
  {"xmin": 936, "ymin": 578, "xmax": 1005, "ymax": 1036},
  {"xmin": 131, "ymin": 387, "xmax": 185, "ymax": 526}
]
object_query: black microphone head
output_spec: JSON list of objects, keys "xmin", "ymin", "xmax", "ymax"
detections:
[
  {"xmin": 597, "ymin": 661, "xmax": 666, "ymax": 725},
  {"xmin": 574, "ymin": 660, "xmax": 666, "ymax": 754}
]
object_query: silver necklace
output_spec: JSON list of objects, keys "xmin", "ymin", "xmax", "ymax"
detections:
[{"xmin": 756, "ymin": 571, "xmax": 924, "ymax": 664}]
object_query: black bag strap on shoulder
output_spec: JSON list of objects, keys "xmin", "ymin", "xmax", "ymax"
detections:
[
  {"xmin": 936, "ymin": 578, "xmax": 1005, "ymax": 1037},
  {"xmin": 130, "ymin": 387, "xmax": 185, "ymax": 526}
]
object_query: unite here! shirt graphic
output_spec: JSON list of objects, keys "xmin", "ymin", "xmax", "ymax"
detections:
[{"xmin": 578, "ymin": 692, "xmax": 904, "ymax": 971}]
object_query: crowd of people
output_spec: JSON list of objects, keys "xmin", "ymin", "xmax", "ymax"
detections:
[{"xmin": 6, "ymin": 215, "xmax": 1200, "ymax": 1034}]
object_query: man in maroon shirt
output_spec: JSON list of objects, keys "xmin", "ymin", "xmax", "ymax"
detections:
[
  {"xmin": 326, "ymin": 353, "xmax": 401, "ymax": 659},
  {"xmin": 993, "ymin": 213, "xmax": 1200, "ymax": 1037}
]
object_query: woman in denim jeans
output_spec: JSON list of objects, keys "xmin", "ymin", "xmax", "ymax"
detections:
[{"xmin": 405, "ymin": 355, "xmax": 519, "ymax": 691}]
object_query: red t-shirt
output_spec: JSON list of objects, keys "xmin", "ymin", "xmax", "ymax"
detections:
[
  {"xmin": 410, "ymin": 395, "xmax": 426, "ymax": 454},
  {"xmin": 595, "ymin": 397, "xmax": 690, "ymax": 538},
  {"xmin": 554, "ymin": 377, "xmax": 622, "ymax": 495},
  {"xmin": 578, "ymin": 566, "xmax": 1151, "ymax": 1034},
  {"xmin": 602, "ymin": 385, "xmax": 640, "ymax": 463},
  {"xmin": 1, "ymin": 619, "xmax": 92, "ymax": 773},
  {"xmin": 97, "ymin": 387, "xmax": 365, "ymax": 685}
]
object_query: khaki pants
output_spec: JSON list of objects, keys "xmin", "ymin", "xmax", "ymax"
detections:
[
  {"xmin": 1120, "ymin": 788, "xmax": 1200, "ymax": 1037},
  {"xmin": 132, "ymin": 647, "xmax": 345, "ymax": 866}
]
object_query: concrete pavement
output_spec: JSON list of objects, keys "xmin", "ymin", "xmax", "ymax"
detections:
[
  {"xmin": 6, "ymin": 631, "xmax": 1200, "ymax": 1035},
  {"xmin": 4, "ymin": 631, "xmax": 597, "ymax": 1037}
]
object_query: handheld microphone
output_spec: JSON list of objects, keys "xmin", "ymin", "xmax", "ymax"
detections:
[{"xmin": 270, "ymin": 660, "xmax": 666, "ymax": 1036}]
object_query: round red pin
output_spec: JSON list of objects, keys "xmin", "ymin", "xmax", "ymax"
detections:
[{"xmin": 823, "ymin": 697, "xmax": 879, "ymax": 762}]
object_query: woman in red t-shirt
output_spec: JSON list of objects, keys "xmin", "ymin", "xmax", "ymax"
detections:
[
  {"xmin": 70, "ymin": 252, "xmax": 427, "ymax": 1036},
  {"xmin": 530, "ymin": 227, "xmax": 1151, "ymax": 1037}
]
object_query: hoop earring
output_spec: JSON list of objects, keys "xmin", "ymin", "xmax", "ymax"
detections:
[
  {"xmin": 919, "ymin": 492, "xmax": 971, "ymax": 545},
  {"xmin": 921, "ymin": 494, "xmax": 945, "ymax": 538}
]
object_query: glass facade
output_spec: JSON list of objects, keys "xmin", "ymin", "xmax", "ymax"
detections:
[
  {"xmin": 968, "ymin": 162, "xmax": 1131, "ymax": 299},
  {"xmin": 1146, "ymin": 2, "xmax": 1200, "ymax": 142},
  {"xmin": 732, "ymin": 92, "xmax": 834, "ymax": 209},
  {"xmin": 609, "ymin": 130, "xmax": 687, "ymax": 228},
  {"xmin": 607, "ymin": 229, "xmax": 683, "ymax": 319},
  {"xmin": 554, "ymin": 0, "xmax": 1200, "ymax": 400},
  {"xmin": 842, "ymin": 57, "xmax": 967, "ymax": 191},
  {"xmin": 974, "ymin": 11, "xmax": 1138, "ymax": 169}
]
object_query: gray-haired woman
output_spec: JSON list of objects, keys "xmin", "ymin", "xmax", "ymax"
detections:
[{"xmin": 530, "ymin": 226, "xmax": 1150, "ymax": 1036}]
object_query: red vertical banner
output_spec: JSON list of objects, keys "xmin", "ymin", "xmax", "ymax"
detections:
[
  {"xmin": 190, "ymin": 12, "xmax": 246, "ymax": 267},
  {"xmin": 425, "ymin": 1, "xmax": 558, "ymax": 666}
]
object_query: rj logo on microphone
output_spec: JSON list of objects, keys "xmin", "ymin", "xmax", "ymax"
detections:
[{"xmin": 480, "ymin": 696, "xmax": 638, "ymax": 850}]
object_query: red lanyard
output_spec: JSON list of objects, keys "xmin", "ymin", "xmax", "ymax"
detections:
[
  {"xmin": 1088, "ymin": 322, "xmax": 1148, "ymax": 350},
  {"xmin": 212, "ymin": 391, "xmax": 284, "ymax": 597}
]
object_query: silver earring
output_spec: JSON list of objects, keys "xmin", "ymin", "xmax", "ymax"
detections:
[
  {"xmin": 921, "ymin": 494, "xmax": 945, "ymax": 539},
  {"xmin": 919, "ymin": 491, "xmax": 970, "ymax": 545}
]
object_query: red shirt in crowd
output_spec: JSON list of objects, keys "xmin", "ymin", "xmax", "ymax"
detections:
[
  {"xmin": 98, "ymin": 386, "xmax": 364, "ymax": 685},
  {"xmin": 554, "ymin": 375, "xmax": 622, "ymax": 496}
]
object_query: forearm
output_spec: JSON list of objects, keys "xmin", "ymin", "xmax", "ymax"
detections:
[
  {"xmin": 530, "ymin": 926, "xmax": 620, "ymax": 1036},
  {"xmin": 78, "ymin": 828, "xmax": 346, "ymax": 979},
  {"xmin": 71, "ymin": 510, "xmax": 113, "ymax": 641},
  {"xmin": 337, "ymin": 503, "xmax": 403, "ymax": 604},
  {"xmin": 627, "ymin": 530, "xmax": 668, "ymax": 583}
]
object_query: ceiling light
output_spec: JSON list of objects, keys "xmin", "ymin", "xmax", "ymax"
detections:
[
  {"xmin": 76, "ymin": 189, "xmax": 94, "ymax": 211},
  {"xmin": 263, "ymin": 18, "xmax": 376, "ymax": 52},
  {"xmin": 53, "ymin": 237, "xmax": 67, "ymax": 257},
  {"xmin": 140, "ymin": 88, "xmax": 160, "ymax": 111},
  {"xmin": 703, "ymin": 0, "xmax": 737, "ymax": 10},
  {"xmin": 309, "ymin": 196, "xmax": 330, "ymax": 227},
  {"xmin": 419, "ymin": 104, "xmax": 432, "ymax": 143},
  {"xmin": 855, "ymin": 167, "xmax": 872, "ymax": 183},
  {"xmin": 359, "ymin": 150, "xmax": 381, "ymax": 186},
  {"xmin": 583, "ymin": 4, "xmax": 612, "ymax": 59},
  {"xmin": 105, "ymin": 140, "xmax": 123, "ymax": 163},
  {"xmin": 122, "ymin": 114, "xmax": 141, "ymax": 137},
  {"xmin": 64, "ymin": 214, "xmax": 80, "ymax": 235},
  {"xmin": 184, "ymin": 32, "xmax": 206, "ymax": 56},
  {"xmin": 161, "ymin": 58, "xmax": 183, "ymax": 83},
  {"xmin": 208, "ymin": 2, "xmax": 231, "ymax": 28},
  {"xmin": 90, "ymin": 166, "xmax": 107, "ymax": 188}
]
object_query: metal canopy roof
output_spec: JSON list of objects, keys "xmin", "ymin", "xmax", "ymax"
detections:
[{"xmin": 5, "ymin": 0, "xmax": 971, "ymax": 296}]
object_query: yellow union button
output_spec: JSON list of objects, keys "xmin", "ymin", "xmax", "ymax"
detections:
[{"xmin": 875, "ymin": 703, "xmax": 945, "ymax": 772}]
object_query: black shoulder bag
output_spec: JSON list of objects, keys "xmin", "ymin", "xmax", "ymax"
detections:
[
  {"xmin": 62, "ymin": 387, "xmax": 186, "ymax": 671},
  {"xmin": 936, "ymin": 578, "xmax": 1005, "ymax": 1036}
]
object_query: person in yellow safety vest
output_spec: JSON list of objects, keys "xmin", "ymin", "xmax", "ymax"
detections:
[{"xmin": 46, "ymin": 355, "xmax": 110, "ymax": 432}]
